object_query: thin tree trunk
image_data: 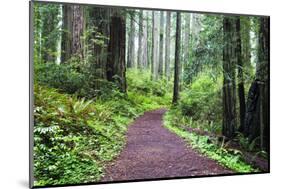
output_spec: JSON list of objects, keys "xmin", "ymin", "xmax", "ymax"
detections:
[
  {"xmin": 152, "ymin": 12, "xmax": 159, "ymax": 80},
  {"xmin": 172, "ymin": 12, "xmax": 181, "ymax": 104},
  {"xmin": 183, "ymin": 13, "xmax": 190, "ymax": 71},
  {"xmin": 147, "ymin": 11, "xmax": 151, "ymax": 71},
  {"xmin": 127, "ymin": 13, "xmax": 135, "ymax": 68},
  {"xmin": 165, "ymin": 11, "xmax": 171, "ymax": 79},
  {"xmin": 137, "ymin": 10, "xmax": 143, "ymax": 69},
  {"xmin": 142, "ymin": 11, "xmax": 148, "ymax": 68},
  {"xmin": 158, "ymin": 11, "xmax": 164, "ymax": 77}
]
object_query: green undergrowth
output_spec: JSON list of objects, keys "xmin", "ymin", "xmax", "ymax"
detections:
[
  {"xmin": 33, "ymin": 68, "xmax": 171, "ymax": 186},
  {"xmin": 164, "ymin": 108, "xmax": 258, "ymax": 173}
]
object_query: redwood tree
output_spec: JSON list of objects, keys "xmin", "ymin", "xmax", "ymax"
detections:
[
  {"xmin": 222, "ymin": 17, "xmax": 236, "ymax": 139},
  {"xmin": 106, "ymin": 10, "xmax": 127, "ymax": 93}
]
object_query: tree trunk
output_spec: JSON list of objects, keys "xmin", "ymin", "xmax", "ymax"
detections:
[
  {"xmin": 147, "ymin": 11, "xmax": 151, "ymax": 71},
  {"xmin": 152, "ymin": 12, "xmax": 159, "ymax": 80},
  {"xmin": 165, "ymin": 11, "xmax": 171, "ymax": 79},
  {"xmin": 235, "ymin": 18, "xmax": 246, "ymax": 134},
  {"xmin": 245, "ymin": 17, "xmax": 269, "ymax": 151},
  {"xmin": 127, "ymin": 12, "xmax": 135, "ymax": 68},
  {"xmin": 183, "ymin": 13, "xmax": 190, "ymax": 71},
  {"xmin": 137, "ymin": 10, "xmax": 143, "ymax": 69},
  {"xmin": 142, "ymin": 11, "xmax": 148, "ymax": 68},
  {"xmin": 106, "ymin": 11, "xmax": 127, "ymax": 93},
  {"xmin": 61, "ymin": 5, "xmax": 84, "ymax": 63},
  {"xmin": 172, "ymin": 12, "xmax": 181, "ymax": 104},
  {"xmin": 71, "ymin": 5, "xmax": 84, "ymax": 58},
  {"xmin": 87, "ymin": 7, "xmax": 110, "ymax": 81},
  {"xmin": 222, "ymin": 17, "xmax": 236, "ymax": 139},
  {"xmin": 158, "ymin": 11, "xmax": 164, "ymax": 77}
]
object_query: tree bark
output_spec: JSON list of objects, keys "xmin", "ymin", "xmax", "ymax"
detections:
[
  {"xmin": 106, "ymin": 11, "xmax": 127, "ymax": 93},
  {"xmin": 222, "ymin": 17, "xmax": 236, "ymax": 139},
  {"xmin": 172, "ymin": 12, "xmax": 181, "ymax": 104},
  {"xmin": 235, "ymin": 18, "xmax": 246, "ymax": 134},
  {"xmin": 71, "ymin": 5, "xmax": 84, "ymax": 58},
  {"xmin": 61, "ymin": 5, "xmax": 84, "ymax": 62}
]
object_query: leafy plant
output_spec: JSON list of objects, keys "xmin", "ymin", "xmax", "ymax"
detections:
[{"xmin": 33, "ymin": 68, "xmax": 172, "ymax": 186}]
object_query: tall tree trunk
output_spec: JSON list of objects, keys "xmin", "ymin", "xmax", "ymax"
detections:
[
  {"xmin": 137, "ymin": 10, "xmax": 143, "ymax": 69},
  {"xmin": 165, "ymin": 11, "xmax": 171, "ymax": 79},
  {"xmin": 127, "ymin": 12, "xmax": 135, "ymax": 68},
  {"xmin": 158, "ymin": 11, "xmax": 164, "ymax": 77},
  {"xmin": 183, "ymin": 13, "xmax": 190, "ymax": 71},
  {"xmin": 152, "ymin": 12, "xmax": 159, "ymax": 80},
  {"xmin": 172, "ymin": 12, "xmax": 181, "ymax": 104},
  {"xmin": 142, "ymin": 11, "xmax": 148, "ymax": 68},
  {"xmin": 147, "ymin": 11, "xmax": 151, "ymax": 71},
  {"xmin": 106, "ymin": 11, "xmax": 127, "ymax": 93},
  {"xmin": 61, "ymin": 5, "xmax": 84, "ymax": 62},
  {"xmin": 245, "ymin": 17, "xmax": 269, "ymax": 151},
  {"xmin": 222, "ymin": 17, "xmax": 236, "ymax": 139},
  {"xmin": 88, "ymin": 7, "xmax": 110, "ymax": 82},
  {"xmin": 235, "ymin": 18, "xmax": 246, "ymax": 134},
  {"xmin": 71, "ymin": 5, "xmax": 84, "ymax": 58}
]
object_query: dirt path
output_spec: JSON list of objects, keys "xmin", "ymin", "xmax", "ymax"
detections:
[{"xmin": 102, "ymin": 109, "xmax": 232, "ymax": 182}]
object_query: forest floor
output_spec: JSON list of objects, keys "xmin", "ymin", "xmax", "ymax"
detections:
[{"xmin": 102, "ymin": 108, "xmax": 232, "ymax": 182}]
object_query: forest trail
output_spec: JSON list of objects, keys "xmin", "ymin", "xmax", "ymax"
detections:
[{"xmin": 102, "ymin": 108, "xmax": 232, "ymax": 181}]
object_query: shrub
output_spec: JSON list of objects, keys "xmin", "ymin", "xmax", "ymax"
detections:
[
  {"xmin": 126, "ymin": 69, "xmax": 171, "ymax": 97},
  {"xmin": 179, "ymin": 72, "xmax": 222, "ymax": 123},
  {"xmin": 35, "ymin": 63, "xmax": 84, "ymax": 94}
]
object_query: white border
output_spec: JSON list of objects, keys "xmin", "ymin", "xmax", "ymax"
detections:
[{"xmin": 1, "ymin": 0, "xmax": 280, "ymax": 189}]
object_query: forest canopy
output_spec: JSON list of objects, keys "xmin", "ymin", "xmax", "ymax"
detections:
[{"xmin": 32, "ymin": 2, "xmax": 269, "ymax": 187}]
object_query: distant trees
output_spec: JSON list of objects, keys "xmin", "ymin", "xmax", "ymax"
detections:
[
  {"xmin": 36, "ymin": 4, "xmax": 61, "ymax": 63},
  {"xmin": 127, "ymin": 12, "xmax": 135, "ymax": 68},
  {"xmin": 183, "ymin": 14, "xmax": 190, "ymax": 76},
  {"xmin": 34, "ymin": 2, "xmax": 269, "ymax": 152}
]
